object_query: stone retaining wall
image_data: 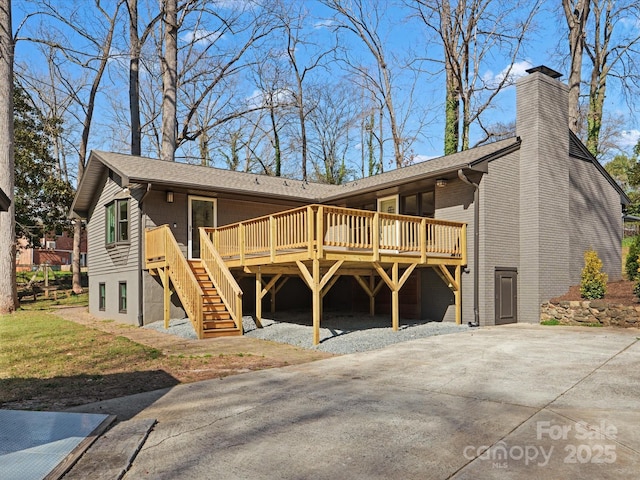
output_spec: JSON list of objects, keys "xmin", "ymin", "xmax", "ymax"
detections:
[{"xmin": 541, "ymin": 300, "xmax": 640, "ymax": 327}]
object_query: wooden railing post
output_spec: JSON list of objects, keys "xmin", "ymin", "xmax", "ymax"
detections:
[
  {"xmin": 269, "ymin": 215, "xmax": 276, "ymax": 262},
  {"xmin": 239, "ymin": 223, "xmax": 246, "ymax": 264},
  {"xmin": 420, "ymin": 218, "xmax": 427, "ymax": 263},
  {"xmin": 316, "ymin": 206, "xmax": 324, "ymax": 258},
  {"xmin": 373, "ymin": 212, "xmax": 379, "ymax": 261},
  {"xmin": 307, "ymin": 206, "xmax": 314, "ymax": 256},
  {"xmin": 461, "ymin": 223, "xmax": 468, "ymax": 265}
]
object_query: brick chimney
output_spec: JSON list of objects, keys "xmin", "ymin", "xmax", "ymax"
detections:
[{"xmin": 516, "ymin": 65, "xmax": 571, "ymax": 323}]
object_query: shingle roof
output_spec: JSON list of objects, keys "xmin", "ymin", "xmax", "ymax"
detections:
[
  {"xmin": 324, "ymin": 137, "xmax": 521, "ymax": 200},
  {"xmin": 71, "ymin": 138, "xmax": 521, "ymax": 217}
]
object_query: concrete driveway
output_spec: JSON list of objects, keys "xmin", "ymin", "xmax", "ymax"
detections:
[{"xmin": 67, "ymin": 324, "xmax": 640, "ymax": 479}]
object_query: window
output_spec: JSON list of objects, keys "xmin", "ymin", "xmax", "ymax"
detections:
[
  {"xmin": 99, "ymin": 283, "xmax": 106, "ymax": 311},
  {"xmin": 119, "ymin": 282, "xmax": 127, "ymax": 313},
  {"xmin": 106, "ymin": 199, "xmax": 129, "ymax": 244}
]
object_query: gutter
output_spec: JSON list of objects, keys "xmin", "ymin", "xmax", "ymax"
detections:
[
  {"xmin": 137, "ymin": 183, "xmax": 152, "ymax": 326},
  {"xmin": 457, "ymin": 169, "xmax": 480, "ymax": 327}
]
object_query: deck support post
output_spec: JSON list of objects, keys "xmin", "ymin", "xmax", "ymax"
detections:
[
  {"xmin": 354, "ymin": 273, "xmax": 385, "ymax": 317},
  {"xmin": 369, "ymin": 275, "xmax": 375, "ymax": 315},
  {"xmin": 269, "ymin": 275, "xmax": 288, "ymax": 313},
  {"xmin": 161, "ymin": 266, "xmax": 170, "ymax": 329},
  {"xmin": 312, "ymin": 259, "xmax": 321, "ymax": 345},
  {"xmin": 373, "ymin": 262, "xmax": 417, "ymax": 332},
  {"xmin": 435, "ymin": 265, "xmax": 462, "ymax": 324},
  {"xmin": 255, "ymin": 271, "xmax": 263, "ymax": 328},
  {"xmin": 258, "ymin": 273, "xmax": 282, "ymax": 321},
  {"xmin": 455, "ymin": 265, "xmax": 462, "ymax": 325},
  {"xmin": 296, "ymin": 259, "xmax": 343, "ymax": 345}
]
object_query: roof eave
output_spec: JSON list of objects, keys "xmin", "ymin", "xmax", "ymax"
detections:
[{"xmin": 322, "ymin": 138, "xmax": 521, "ymax": 203}]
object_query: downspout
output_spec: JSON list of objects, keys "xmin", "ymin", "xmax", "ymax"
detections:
[
  {"xmin": 138, "ymin": 183, "xmax": 152, "ymax": 326},
  {"xmin": 457, "ymin": 169, "xmax": 480, "ymax": 327}
]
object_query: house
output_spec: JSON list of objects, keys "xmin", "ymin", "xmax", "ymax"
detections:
[
  {"xmin": 16, "ymin": 230, "xmax": 88, "ymax": 272},
  {"xmin": 71, "ymin": 66, "xmax": 628, "ymax": 344}
]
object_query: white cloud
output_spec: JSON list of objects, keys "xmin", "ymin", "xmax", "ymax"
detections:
[
  {"xmin": 617, "ymin": 129, "xmax": 640, "ymax": 148},
  {"xmin": 483, "ymin": 60, "xmax": 533, "ymax": 88},
  {"xmin": 245, "ymin": 88, "xmax": 294, "ymax": 108},
  {"xmin": 181, "ymin": 29, "xmax": 223, "ymax": 47},
  {"xmin": 314, "ymin": 19, "xmax": 335, "ymax": 30},
  {"xmin": 413, "ymin": 154, "xmax": 438, "ymax": 163}
]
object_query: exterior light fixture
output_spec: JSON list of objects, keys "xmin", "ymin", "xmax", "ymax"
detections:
[
  {"xmin": 436, "ymin": 178, "xmax": 448, "ymax": 188},
  {"xmin": 166, "ymin": 191, "xmax": 174, "ymax": 203}
]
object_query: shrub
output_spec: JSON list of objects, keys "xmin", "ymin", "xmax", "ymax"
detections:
[
  {"xmin": 580, "ymin": 249, "xmax": 608, "ymax": 300},
  {"xmin": 625, "ymin": 236, "xmax": 640, "ymax": 280},
  {"xmin": 634, "ymin": 280, "xmax": 640, "ymax": 300}
]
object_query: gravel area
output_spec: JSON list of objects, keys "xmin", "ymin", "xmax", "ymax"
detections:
[{"xmin": 144, "ymin": 312, "xmax": 470, "ymax": 354}]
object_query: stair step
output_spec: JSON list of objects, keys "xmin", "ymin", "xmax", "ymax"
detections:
[
  {"xmin": 203, "ymin": 295, "xmax": 222, "ymax": 304},
  {"xmin": 203, "ymin": 304, "xmax": 227, "ymax": 312},
  {"xmin": 203, "ymin": 311, "xmax": 232, "ymax": 320},
  {"xmin": 202, "ymin": 327, "xmax": 242, "ymax": 338},
  {"xmin": 187, "ymin": 258, "xmax": 237, "ymax": 338},
  {"xmin": 203, "ymin": 319, "xmax": 236, "ymax": 329}
]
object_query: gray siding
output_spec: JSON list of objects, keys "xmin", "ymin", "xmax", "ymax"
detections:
[
  {"xmin": 87, "ymin": 175, "xmax": 141, "ymax": 324},
  {"xmin": 569, "ymin": 157, "xmax": 622, "ymax": 282},
  {"xmin": 434, "ymin": 178, "xmax": 475, "ymax": 323},
  {"xmin": 218, "ymin": 198, "xmax": 294, "ymax": 225},
  {"xmin": 480, "ymin": 150, "xmax": 520, "ymax": 325}
]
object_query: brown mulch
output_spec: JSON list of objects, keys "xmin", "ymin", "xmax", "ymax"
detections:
[{"xmin": 550, "ymin": 280, "xmax": 638, "ymax": 306}]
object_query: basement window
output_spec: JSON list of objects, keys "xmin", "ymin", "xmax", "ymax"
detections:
[
  {"xmin": 99, "ymin": 283, "xmax": 105, "ymax": 311},
  {"xmin": 119, "ymin": 282, "xmax": 127, "ymax": 313},
  {"xmin": 106, "ymin": 199, "xmax": 129, "ymax": 245}
]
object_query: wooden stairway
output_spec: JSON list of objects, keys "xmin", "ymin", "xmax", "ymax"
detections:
[{"xmin": 188, "ymin": 260, "xmax": 242, "ymax": 338}]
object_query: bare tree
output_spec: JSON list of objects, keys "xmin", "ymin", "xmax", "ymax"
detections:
[
  {"xmin": 173, "ymin": 2, "xmax": 279, "ymax": 156},
  {"xmin": 308, "ymin": 84, "xmax": 358, "ymax": 184},
  {"xmin": 322, "ymin": 0, "xmax": 407, "ymax": 168},
  {"xmin": 160, "ymin": 0, "xmax": 178, "ymax": 161},
  {"xmin": 414, "ymin": 0, "xmax": 541, "ymax": 154},
  {"xmin": 17, "ymin": 0, "xmax": 124, "ymax": 293},
  {"xmin": 277, "ymin": 4, "xmax": 335, "ymax": 181},
  {"xmin": 584, "ymin": 0, "xmax": 640, "ymax": 157},
  {"xmin": 0, "ymin": 0, "xmax": 16, "ymax": 313},
  {"xmin": 563, "ymin": 0, "xmax": 591, "ymax": 134}
]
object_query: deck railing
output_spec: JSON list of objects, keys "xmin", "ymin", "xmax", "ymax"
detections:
[
  {"xmin": 199, "ymin": 228, "xmax": 243, "ymax": 331},
  {"xmin": 145, "ymin": 225, "xmax": 204, "ymax": 338},
  {"xmin": 207, "ymin": 204, "xmax": 466, "ymax": 264}
]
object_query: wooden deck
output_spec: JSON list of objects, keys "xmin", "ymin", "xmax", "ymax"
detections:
[{"xmin": 146, "ymin": 204, "xmax": 466, "ymax": 344}]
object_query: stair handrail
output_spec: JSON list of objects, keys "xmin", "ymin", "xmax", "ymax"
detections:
[
  {"xmin": 146, "ymin": 225, "xmax": 204, "ymax": 338},
  {"xmin": 199, "ymin": 228, "xmax": 243, "ymax": 332}
]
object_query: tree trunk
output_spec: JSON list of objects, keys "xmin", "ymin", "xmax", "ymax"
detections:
[
  {"xmin": 72, "ymin": 1, "xmax": 120, "ymax": 294},
  {"xmin": 586, "ymin": 68, "xmax": 606, "ymax": 157},
  {"xmin": 128, "ymin": 0, "xmax": 141, "ymax": 156},
  {"xmin": 268, "ymin": 97, "xmax": 281, "ymax": 177},
  {"xmin": 444, "ymin": 73, "xmax": 459, "ymax": 155},
  {"xmin": 563, "ymin": 0, "xmax": 591, "ymax": 133},
  {"xmin": 161, "ymin": 0, "xmax": 178, "ymax": 162},
  {"xmin": 0, "ymin": 0, "xmax": 17, "ymax": 313}
]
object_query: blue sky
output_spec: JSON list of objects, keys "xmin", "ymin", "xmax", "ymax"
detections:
[{"xmin": 11, "ymin": 0, "xmax": 640, "ymax": 177}]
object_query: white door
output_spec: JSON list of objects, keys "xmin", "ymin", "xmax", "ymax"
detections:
[
  {"xmin": 377, "ymin": 195, "xmax": 399, "ymax": 249},
  {"xmin": 188, "ymin": 196, "xmax": 217, "ymax": 259}
]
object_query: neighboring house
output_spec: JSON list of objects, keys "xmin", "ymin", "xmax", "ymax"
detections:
[
  {"xmin": 71, "ymin": 66, "xmax": 627, "ymax": 343},
  {"xmin": 16, "ymin": 231, "xmax": 88, "ymax": 271}
]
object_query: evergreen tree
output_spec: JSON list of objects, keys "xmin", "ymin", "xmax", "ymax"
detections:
[{"xmin": 14, "ymin": 82, "xmax": 73, "ymax": 244}]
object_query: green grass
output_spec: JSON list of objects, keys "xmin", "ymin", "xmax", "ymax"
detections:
[
  {"xmin": 0, "ymin": 311, "xmax": 163, "ymax": 381},
  {"xmin": 19, "ymin": 292, "xmax": 89, "ymax": 311},
  {"xmin": 541, "ymin": 319, "xmax": 561, "ymax": 326}
]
